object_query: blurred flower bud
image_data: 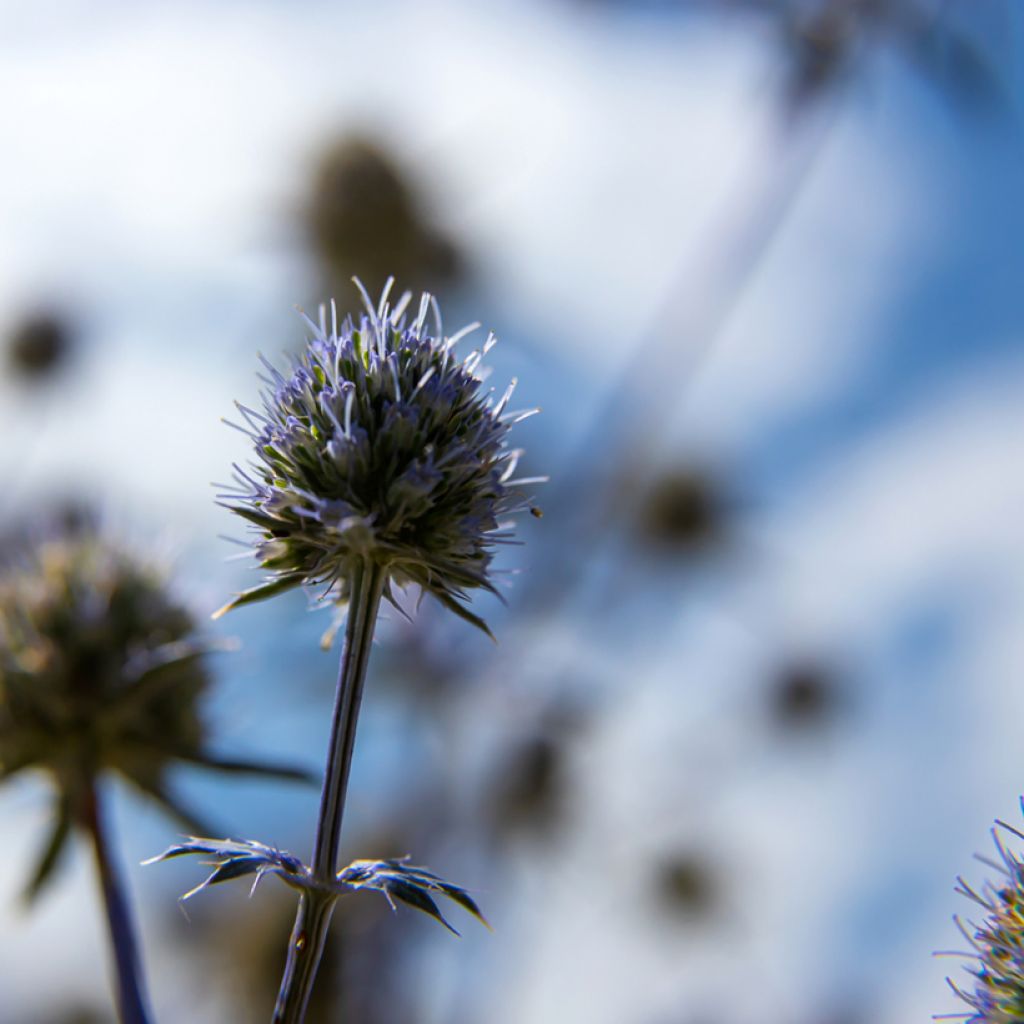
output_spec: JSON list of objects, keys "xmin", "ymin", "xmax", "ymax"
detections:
[
  {"xmin": 655, "ymin": 852, "xmax": 718, "ymax": 921},
  {"xmin": 306, "ymin": 136, "xmax": 462, "ymax": 306},
  {"xmin": 635, "ymin": 468, "xmax": 724, "ymax": 553},
  {"xmin": 769, "ymin": 661, "xmax": 842, "ymax": 732},
  {"xmin": 6, "ymin": 311, "xmax": 72, "ymax": 384},
  {"xmin": 487, "ymin": 733, "xmax": 564, "ymax": 838}
]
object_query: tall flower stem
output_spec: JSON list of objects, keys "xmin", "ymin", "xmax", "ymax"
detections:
[
  {"xmin": 273, "ymin": 558, "xmax": 386, "ymax": 1023},
  {"xmin": 81, "ymin": 777, "xmax": 153, "ymax": 1024}
]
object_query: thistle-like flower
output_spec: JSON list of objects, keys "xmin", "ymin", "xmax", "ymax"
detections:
[
  {"xmin": 159, "ymin": 282, "xmax": 544, "ymax": 1024},
  {"xmin": 0, "ymin": 523, "xmax": 307, "ymax": 900},
  {"xmin": 943, "ymin": 807, "xmax": 1024, "ymax": 1022},
  {"xmin": 0, "ymin": 523, "xmax": 289, "ymax": 1022},
  {"xmin": 216, "ymin": 279, "xmax": 542, "ymax": 639}
]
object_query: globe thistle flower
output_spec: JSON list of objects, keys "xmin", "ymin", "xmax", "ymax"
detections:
[
  {"xmin": 1, "ymin": 521, "xmax": 313, "ymax": 1023},
  {"xmin": 158, "ymin": 283, "xmax": 543, "ymax": 1024},
  {"xmin": 0, "ymin": 523, "xmax": 307, "ymax": 901},
  {"xmin": 943, "ymin": 807, "xmax": 1024, "ymax": 1022},
  {"xmin": 216, "ymin": 279, "xmax": 543, "ymax": 638}
]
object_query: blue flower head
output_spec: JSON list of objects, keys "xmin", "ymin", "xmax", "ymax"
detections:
[
  {"xmin": 946, "ymin": 808, "xmax": 1024, "ymax": 1023},
  {"xmin": 217, "ymin": 281, "xmax": 543, "ymax": 637}
]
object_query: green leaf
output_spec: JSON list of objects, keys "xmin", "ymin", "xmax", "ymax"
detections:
[
  {"xmin": 169, "ymin": 750, "xmax": 314, "ymax": 785},
  {"xmin": 23, "ymin": 801, "xmax": 72, "ymax": 905},
  {"xmin": 124, "ymin": 774, "xmax": 215, "ymax": 837},
  {"xmin": 106, "ymin": 648, "xmax": 207, "ymax": 725},
  {"xmin": 431, "ymin": 590, "xmax": 495, "ymax": 642},
  {"xmin": 0, "ymin": 740, "xmax": 42, "ymax": 782},
  {"xmin": 193, "ymin": 856, "xmax": 264, "ymax": 891},
  {"xmin": 437, "ymin": 883, "xmax": 488, "ymax": 927},
  {"xmin": 225, "ymin": 504, "xmax": 279, "ymax": 531},
  {"xmin": 337, "ymin": 857, "xmax": 488, "ymax": 935},
  {"xmin": 211, "ymin": 575, "xmax": 304, "ymax": 620},
  {"xmin": 387, "ymin": 879, "xmax": 458, "ymax": 934}
]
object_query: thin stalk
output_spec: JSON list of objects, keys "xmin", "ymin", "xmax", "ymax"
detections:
[
  {"xmin": 81, "ymin": 778, "xmax": 154, "ymax": 1024},
  {"xmin": 273, "ymin": 559, "xmax": 386, "ymax": 1024}
]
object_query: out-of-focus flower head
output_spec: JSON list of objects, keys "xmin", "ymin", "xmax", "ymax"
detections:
[
  {"xmin": 0, "ymin": 518, "xmax": 306, "ymax": 901},
  {"xmin": 945, "ymin": 808, "xmax": 1024, "ymax": 1022},
  {"xmin": 768, "ymin": 660, "xmax": 843, "ymax": 732},
  {"xmin": 487, "ymin": 732, "xmax": 564, "ymax": 839},
  {"xmin": 305, "ymin": 134, "xmax": 462, "ymax": 306},
  {"xmin": 5, "ymin": 310, "xmax": 72, "ymax": 384},
  {"xmin": 217, "ymin": 281, "xmax": 544, "ymax": 640},
  {"xmin": 655, "ymin": 851, "xmax": 718, "ymax": 922},
  {"xmin": 635, "ymin": 467, "xmax": 725, "ymax": 554}
]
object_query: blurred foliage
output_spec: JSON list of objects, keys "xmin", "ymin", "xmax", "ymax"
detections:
[
  {"xmin": 40, "ymin": 1010, "xmax": 111, "ymax": 1024},
  {"xmin": 304, "ymin": 134, "xmax": 463, "ymax": 308}
]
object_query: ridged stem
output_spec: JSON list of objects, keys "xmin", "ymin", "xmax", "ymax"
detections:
[
  {"xmin": 272, "ymin": 559, "xmax": 386, "ymax": 1023},
  {"xmin": 81, "ymin": 778, "xmax": 154, "ymax": 1024}
]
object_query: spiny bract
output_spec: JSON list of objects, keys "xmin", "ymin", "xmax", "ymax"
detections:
[
  {"xmin": 217, "ymin": 281, "xmax": 543, "ymax": 637},
  {"xmin": 946, "ymin": 808, "xmax": 1024, "ymax": 1023}
]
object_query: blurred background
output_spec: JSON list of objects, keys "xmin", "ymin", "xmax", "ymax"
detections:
[{"xmin": 0, "ymin": 1, "xmax": 1022, "ymax": 1021}]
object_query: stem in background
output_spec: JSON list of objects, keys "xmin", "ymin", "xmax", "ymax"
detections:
[
  {"xmin": 520, "ymin": 98, "xmax": 838, "ymax": 615},
  {"xmin": 273, "ymin": 559, "xmax": 387, "ymax": 1024},
  {"xmin": 81, "ymin": 778, "xmax": 154, "ymax": 1024}
]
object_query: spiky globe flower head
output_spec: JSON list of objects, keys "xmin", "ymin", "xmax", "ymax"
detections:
[
  {"xmin": 216, "ymin": 281, "xmax": 543, "ymax": 638},
  {"xmin": 945, "ymin": 807, "xmax": 1024, "ymax": 1022},
  {"xmin": 0, "ymin": 522, "xmax": 304, "ymax": 900}
]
